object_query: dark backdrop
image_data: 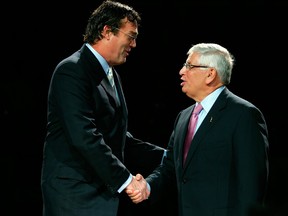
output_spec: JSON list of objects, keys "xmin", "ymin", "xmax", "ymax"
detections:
[{"xmin": 2, "ymin": 0, "xmax": 287, "ymax": 215}]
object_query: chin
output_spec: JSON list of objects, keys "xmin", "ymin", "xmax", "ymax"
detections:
[{"xmin": 121, "ymin": 57, "xmax": 127, "ymax": 63}]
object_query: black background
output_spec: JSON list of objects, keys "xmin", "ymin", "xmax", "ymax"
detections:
[{"xmin": 2, "ymin": 0, "xmax": 287, "ymax": 215}]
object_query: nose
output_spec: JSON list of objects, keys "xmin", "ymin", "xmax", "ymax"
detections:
[
  {"xmin": 179, "ymin": 67, "xmax": 185, "ymax": 75},
  {"xmin": 130, "ymin": 39, "xmax": 136, "ymax": 47}
]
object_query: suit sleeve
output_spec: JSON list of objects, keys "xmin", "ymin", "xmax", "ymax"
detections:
[
  {"xmin": 233, "ymin": 106, "xmax": 269, "ymax": 213},
  {"xmin": 124, "ymin": 132, "xmax": 165, "ymax": 177}
]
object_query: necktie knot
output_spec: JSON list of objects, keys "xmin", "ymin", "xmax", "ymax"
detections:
[{"xmin": 193, "ymin": 103, "xmax": 203, "ymax": 115}]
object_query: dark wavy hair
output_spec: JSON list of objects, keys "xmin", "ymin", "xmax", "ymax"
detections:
[{"xmin": 83, "ymin": 0, "xmax": 141, "ymax": 44}]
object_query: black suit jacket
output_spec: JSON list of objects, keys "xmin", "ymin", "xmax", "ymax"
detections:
[
  {"xmin": 147, "ymin": 87, "xmax": 269, "ymax": 216},
  {"xmin": 41, "ymin": 44, "xmax": 164, "ymax": 216}
]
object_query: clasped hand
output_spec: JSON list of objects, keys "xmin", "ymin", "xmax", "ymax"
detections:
[{"xmin": 125, "ymin": 174, "xmax": 149, "ymax": 204}]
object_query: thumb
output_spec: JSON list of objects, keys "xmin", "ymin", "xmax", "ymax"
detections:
[{"xmin": 135, "ymin": 173, "xmax": 143, "ymax": 181}]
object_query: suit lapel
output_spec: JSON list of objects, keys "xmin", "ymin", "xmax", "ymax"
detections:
[{"xmin": 178, "ymin": 106, "xmax": 194, "ymax": 167}]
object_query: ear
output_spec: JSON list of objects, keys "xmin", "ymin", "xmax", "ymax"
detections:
[
  {"xmin": 205, "ymin": 68, "xmax": 217, "ymax": 84},
  {"xmin": 102, "ymin": 25, "xmax": 112, "ymax": 38}
]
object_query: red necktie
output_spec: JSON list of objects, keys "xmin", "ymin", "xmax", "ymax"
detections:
[{"xmin": 183, "ymin": 103, "xmax": 203, "ymax": 164}]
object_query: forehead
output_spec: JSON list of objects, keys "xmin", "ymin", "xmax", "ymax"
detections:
[{"xmin": 187, "ymin": 52, "xmax": 199, "ymax": 62}]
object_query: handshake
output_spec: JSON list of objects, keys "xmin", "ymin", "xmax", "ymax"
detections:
[{"xmin": 125, "ymin": 174, "xmax": 150, "ymax": 204}]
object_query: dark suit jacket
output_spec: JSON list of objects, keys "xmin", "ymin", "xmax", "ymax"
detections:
[
  {"xmin": 146, "ymin": 87, "xmax": 269, "ymax": 216},
  {"xmin": 41, "ymin": 44, "xmax": 164, "ymax": 216}
]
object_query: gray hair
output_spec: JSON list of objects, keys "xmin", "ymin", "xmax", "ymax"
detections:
[{"xmin": 188, "ymin": 43, "xmax": 235, "ymax": 85}]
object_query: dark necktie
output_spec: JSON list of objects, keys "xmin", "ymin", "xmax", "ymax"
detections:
[{"xmin": 183, "ymin": 103, "xmax": 203, "ymax": 164}]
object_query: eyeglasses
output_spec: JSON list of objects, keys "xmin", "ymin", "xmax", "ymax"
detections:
[
  {"xmin": 183, "ymin": 62, "xmax": 209, "ymax": 70},
  {"xmin": 114, "ymin": 27, "xmax": 137, "ymax": 42}
]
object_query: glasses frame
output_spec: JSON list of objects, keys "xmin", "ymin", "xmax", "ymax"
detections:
[
  {"xmin": 183, "ymin": 62, "xmax": 209, "ymax": 70},
  {"xmin": 114, "ymin": 27, "xmax": 137, "ymax": 42}
]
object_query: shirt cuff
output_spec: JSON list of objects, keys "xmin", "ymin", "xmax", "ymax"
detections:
[{"xmin": 118, "ymin": 174, "xmax": 133, "ymax": 193}]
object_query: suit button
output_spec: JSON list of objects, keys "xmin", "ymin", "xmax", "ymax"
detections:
[{"xmin": 182, "ymin": 179, "xmax": 187, "ymax": 184}]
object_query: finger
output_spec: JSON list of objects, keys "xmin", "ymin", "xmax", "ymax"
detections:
[
  {"xmin": 126, "ymin": 189, "xmax": 140, "ymax": 196},
  {"xmin": 125, "ymin": 189, "xmax": 133, "ymax": 194},
  {"xmin": 130, "ymin": 193, "xmax": 144, "ymax": 203}
]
